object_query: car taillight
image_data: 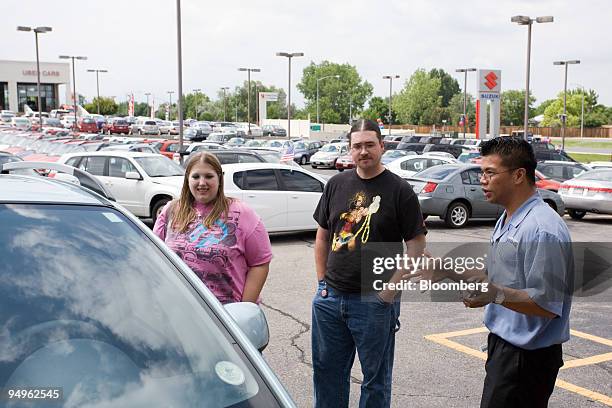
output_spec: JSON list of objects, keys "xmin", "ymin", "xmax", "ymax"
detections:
[{"xmin": 421, "ymin": 182, "xmax": 438, "ymax": 194}]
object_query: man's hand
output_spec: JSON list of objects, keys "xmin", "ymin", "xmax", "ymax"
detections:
[
  {"xmin": 403, "ymin": 250, "xmax": 447, "ymax": 286},
  {"xmin": 462, "ymin": 276, "xmax": 499, "ymax": 308}
]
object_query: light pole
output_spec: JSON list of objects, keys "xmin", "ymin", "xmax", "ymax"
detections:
[
  {"xmin": 382, "ymin": 75, "xmax": 399, "ymax": 135},
  {"xmin": 455, "ymin": 68, "xmax": 476, "ymax": 138},
  {"xmin": 175, "ymin": 0, "xmax": 185, "ymax": 150},
  {"xmin": 276, "ymin": 52, "xmax": 304, "ymax": 139},
  {"xmin": 221, "ymin": 87, "xmax": 229, "ymax": 121},
  {"xmin": 238, "ymin": 67, "xmax": 261, "ymax": 135},
  {"xmin": 511, "ymin": 15, "xmax": 554, "ymax": 140},
  {"xmin": 86, "ymin": 69, "xmax": 108, "ymax": 115},
  {"xmin": 59, "ymin": 54, "xmax": 88, "ymax": 130},
  {"xmin": 18, "ymin": 26, "xmax": 52, "ymax": 130},
  {"xmin": 192, "ymin": 88, "xmax": 201, "ymax": 120},
  {"xmin": 144, "ymin": 92, "xmax": 151, "ymax": 117},
  {"xmin": 316, "ymin": 74, "xmax": 340, "ymax": 125},
  {"xmin": 167, "ymin": 91, "xmax": 175, "ymax": 120},
  {"xmin": 553, "ymin": 60, "xmax": 580, "ymax": 150}
]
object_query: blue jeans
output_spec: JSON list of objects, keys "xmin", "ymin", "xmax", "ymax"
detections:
[{"xmin": 312, "ymin": 281, "xmax": 401, "ymax": 408}]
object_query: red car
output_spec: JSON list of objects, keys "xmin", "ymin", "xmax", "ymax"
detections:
[
  {"xmin": 335, "ymin": 154, "xmax": 355, "ymax": 171},
  {"xmin": 535, "ymin": 169, "xmax": 561, "ymax": 192},
  {"xmin": 103, "ymin": 118, "xmax": 130, "ymax": 135},
  {"xmin": 78, "ymin": 117, "xmax": 99, "ymax": 133},
  {"xmin": 151, "ymin": 139, "xmax": 181, "ymax": 159}
]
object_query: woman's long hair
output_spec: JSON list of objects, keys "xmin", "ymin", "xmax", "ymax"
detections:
[{"xmin": 171, "ymin": 152, "xmax": 232, "ymax": 233}]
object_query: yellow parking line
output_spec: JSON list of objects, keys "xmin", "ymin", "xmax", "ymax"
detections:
[
  {"xmin": 561, "ymin": 352, "xmax": 612, "ymax": 370},
  {"xmin": 425, "ymin": 327, "xmax": 612, "ymax": 406},
  {"xmin": 571, "ymin": 329, "xmax": 612, "ymax": 347},
  {"xmin": 556, "ymin": 379, "xmax": 612, "ymax": 406}
]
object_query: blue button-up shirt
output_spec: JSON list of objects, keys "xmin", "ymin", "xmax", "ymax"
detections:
[{"xmin": 484, "ymin": 192, "xmax": 574, "ymax": 350}]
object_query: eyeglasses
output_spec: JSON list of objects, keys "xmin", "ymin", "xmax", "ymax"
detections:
[
  {"xmin": 480, "ymin": 168, "xmax": 518, "ymax": 181},
  {"xmin": 350, "ymin": 142, "xmax": 379, "ymax": 151}
]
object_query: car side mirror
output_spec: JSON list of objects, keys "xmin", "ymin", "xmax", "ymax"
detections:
[
  {"xmin": 125, "ymin": 171, "xmax": 142, "ymax": 180},
  {"xmin": 224, "ymin": 302, "xmax": 269, "ymax": 352}
]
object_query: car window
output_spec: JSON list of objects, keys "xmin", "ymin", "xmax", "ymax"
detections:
[
  {"xmin": 244, "ymin": 169, "xmax": 279, "ymax": 190},
  {"xmin": 569, "ymin": 166, "xmax": 587, "ymax": 178},
  {"xmin": 165, "ymin": 143, "xmax": 179, "ymax": 152},
  {"xmin": 233, "ymin": 171, "xmax": 245, "ymax": 189},
  {"xmin": 108, "ymin": 157, "xmax": 138, "ymax": 178},
  {"xmin": 401, "ymin": 158, "xmax": 428, "ymax": 172},
  {"xmin": 65, "ymin": 156, "xmax": 81, "ymax": 167},
  {"xmin": 0, "ymin": 204, "xmax": 280, "ymax": 407},
  {"xmin": 428, "ymin": 159, "xmax": 446, "ymax": 167},
  {"xmin": 538, "ymin": 165, "xmax": 564, "ymax": 179},
  {"xmin": 214, "ymin": 153, "xmax": 236, "ymax": 164},
  {"xmin": 78, "ymin": 156, "xmax": 106, "ymax": 176},
  {"xmin": 279, "ymin": 169, "xmax": 323, "ymax": 192},
  {"xmin": 461, "ymin": 169, "xmax": 482, "ymax": 185}
]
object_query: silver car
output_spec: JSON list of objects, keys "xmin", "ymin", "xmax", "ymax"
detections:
[
  {"xmin": 0, "ymin": 161, "xmax": 296, "ymax": 407},
  {"xmin": 559, "ymin": 169, "xmax": 612, "ymax": 219},
  {"xmin": 408, "ymin": 164, "xmax": 565, "ymax": 228}
]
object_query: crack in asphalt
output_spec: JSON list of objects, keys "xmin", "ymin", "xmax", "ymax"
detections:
[{"xmin": 261, "ymin": 302, "xmax": 363, "ymax": 385}]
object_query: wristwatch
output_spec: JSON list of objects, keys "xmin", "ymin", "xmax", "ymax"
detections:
[{"xmin": 493, "ymin": 286, "xmax": 505, "ymax": 305}]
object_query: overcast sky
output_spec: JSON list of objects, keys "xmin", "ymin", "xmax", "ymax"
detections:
[{"xmin": 3, "ymin": 0, "xmax": 611, "ymax": 110}]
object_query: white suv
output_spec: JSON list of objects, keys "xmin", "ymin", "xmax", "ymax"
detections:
[{"xmin": 58, "ymin": 151, "xmax": 184, "ymax": 221}]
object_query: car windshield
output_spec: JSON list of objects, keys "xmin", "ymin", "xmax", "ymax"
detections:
[
  {"xmin": 384, "ymin": 150, "xmax": 409, "ymax": 159},
  {"xmin": 414, "ymin": 165, "xmax": 459, "ymax": 180},
  {"xmin": 294, "ymin": 142, "xmax": 307, "ymax": 149},
  {"xmin": 320, "ymin": 144, "xmax": 339, "ymax": 153},
  {"xmin": 134, "ymin": 156, "xmax": 185, "ymax": 177},
  {"xmin": 244, "ymin": 140, "xmax": 261, "ymax": 147},
  {"xmin": 257, "ymin": 151, "xmax": 282, "ymax": 163},
  {"xmin": 574, "ymin": 169, "xmax": 612, "ymax": 181},
  {"xmin": 0, "ymin": 204, "xmax": 280, "ymax": 407}
]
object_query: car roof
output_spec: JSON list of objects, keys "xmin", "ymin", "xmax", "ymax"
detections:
[
  {"xmin": 61, "ymin": 151, "xmax": 163, "ymax": 159},
  {"xmin": 0, "ymin": 174, "xmax": 108, "ymax": 204},
  {"xmin": 540, "ymin": 160, "xmax": 584, "ymax": 165}
]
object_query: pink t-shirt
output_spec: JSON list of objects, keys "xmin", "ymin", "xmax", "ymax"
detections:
[{"xmin": 153, "ymin": 199, "xmax": 272, "ymax": 304}]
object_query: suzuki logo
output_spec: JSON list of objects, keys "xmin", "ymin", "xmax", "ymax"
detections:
[{"xmin": 485, "ymin": 72, "xmax": 498, "ymax": 90}]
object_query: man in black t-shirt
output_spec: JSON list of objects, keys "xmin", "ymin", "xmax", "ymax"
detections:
[{"xmin": 312, "ymin": 119, "xmax": 427, "ymax": 408}]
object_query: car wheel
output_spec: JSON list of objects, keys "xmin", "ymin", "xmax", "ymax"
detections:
[
  {"xmin": 338, "ymin": 168, "xmax": 344, "ymax": 172},
  {"xmin": 544, "ymin": 200, "xmax": 557, "ymax": 213},
  {"xmin": 568, "ymin": 209, "xmax": 587, "ymax": 220},
  {"xmin": 445, "ymin": 201, "xmax": 469, "ymax": 228},
  {"xmin": 311, "ymin": 164, "xmax": 317, "ymax": 169},
  {"xmin": 300, "ymin": 156, "xmax": 307, "ymax": 165},
  {"xmin": 152, "ymin": 198, "xmax": 171, "ymax": 224}
]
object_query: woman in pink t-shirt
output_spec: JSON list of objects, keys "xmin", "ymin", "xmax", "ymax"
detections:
[{"xmin": 153, "ymin": 152, "xmax": 272, "ymax": 304}]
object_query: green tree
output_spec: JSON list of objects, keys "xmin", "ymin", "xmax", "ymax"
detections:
[
  {"xmin": 84, "ymin": 97, "xmax": 118, "ymax": 116},
  {"xmin": 184, "ymin": 91, "xmax": 211, "ymax": 120},
  {"xmin": 448, "ymin": 93, "xmax": 476, "ymax": 127},
  {"xmin": 541, "ymin": 88, "xmax": 606, "ymax": 127},
  {"xmin": 297, "ymin": 61, "xmax": 373, "ymax": 124},
  {"xmin": 533, "ymin": 99, "xmax": 555, "ymax": 116},
  {"xmin": 393, "ymin": 69, "xmax": 441, "ymax": 125},
  {"xmin": 429, "ymin": 68, "xmax": 460, "ymax": 107},
  {"xmin": 500, "ymin": 90, "xmax": 535, "ymax": 126},
  {"xmin": 362, "ymin": 96, "xmax": 397, "ymax": 124},
  {"xmin": 116, "ymin": 101, "xmax": 149, "ymax": 117}
]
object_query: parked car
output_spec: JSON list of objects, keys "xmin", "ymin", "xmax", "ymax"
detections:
[
  {"xmin": 0, "ymin": 162, "xmax": 296, "ymax": 407},
  {"xmin": 310, "ymin": 142, "xmax": 348, "ymax": 169},
  {"xmin": 381, "ymin": 149, "xmax": 417, "ymax": 165},
  {"xmin": 383, "ymin": 135, "xmax": 404, "ymax": 142},
  {"xmin": 261, "ymin": 139, "xmax": 294, "ymax": 153},
  {"xmin": 422, "ymin": 143, "xmax": 472, "ymax": 158},
  {"xmin": 150, "ymin": 140, "xmax": 182, "ymax": 159},
  {"xmin": 535, "ymin": 149, "xmax": 576, "ymax": 162},
  {"xmin": 101, "ymin": 143, "xmax": 160, "ymax": 154},
  {"xmin": 399, "ymin": 135, "xmax": 422, "ymax": 144},
  {"xmin": 293, "ymin": 140, "xmax": 323, "ymax": 165},
  {"xmin": 396, "ymin": 142, "xmax": 427, "ymax": 154},
  {"xmin": 11, "ymin": 117, "xmax": 32, "ymax": 131},
  {"xmin": 133, "ymin": 119, "xmax": 161, "ymax": 136},
  {"xmin": 235, "ymin": 123, "xmax": 263, "ymax": 137},
  {"xmin": 587, "ymin": 161, "xmax": 612, "ymax": 170},
  {"xmin": 536, "ymin": 161, "xmax": 591, "ymax": 182},
  {"xmin": 535, "ymin": 169, "xmax": 562, "ymax": 192},
  {"xmin": 103, "ymin": 117, "xmax": 130, "ymax": 135},
  {"xmin": 335, "ymin": 154, "xmax": 354, "ymax": 171},
  {"xmin": 407, "ymin": 164, "xmax": 565, "ymax": 228},
  {"xmin": 42, "ymin": 117, "xmax": 63, "ymax": 128},
  {"xmin": 207, "ymin": 132, "xmax": 234, "ymax": 144},
  {"xmin": 458, "ymin": 150, "xmax": 481, "ymax": 163},
  {"xmin": 224, "ymin": 162, "xmax": 326, "ymax": 232},
  {"xmin": 183, "ymin": 141, "xmax": 228, "ymax": 155},
  {"xmin": 227, "ymin": 137, "xmax": 247, "ymax": 147},
  {"xmin": 262, "ymin": 125, "xmax": 287, "ymax": 137},
  {"xmin": 58, "ymin": 151, "xmax": 185, "ymax": 221},
  {"xmin": 191, "ymin": 121, "xmax": 213, "ymax": 140},
  {"xmin": 77, "ymin": 117, "xmax": 99, "ymax": 133},
  {"xmin": 185, "ymin": 149, "xmax": 266, "ymax": 167},
  {"xmin": 386, "ymin": 154, "xmax": 459, "ymax": 179},
  {"xmin": 559, "ymin": 169, "xmax": 612, "ymax": 219},
  {"xmin": 383, "ymin": 141, "xmax": 399, "ymax": 150}
]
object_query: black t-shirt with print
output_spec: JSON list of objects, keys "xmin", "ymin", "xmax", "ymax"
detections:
[{"xmin": 313, "ymin": 169, "xmax": 427, "ymax": 293}]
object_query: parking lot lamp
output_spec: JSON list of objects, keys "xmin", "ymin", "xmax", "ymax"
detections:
[
  {"xmin": 192, "ymin": 88, "xmax": 202, "ymax": 120},
  {"xmin": 59, "ymin": 55, "xmax": 87, "ymax": 130},
  {"xmin": 18, "ymin": 26, "xmax": 52, "ymax": 130},
  {"xmin": 167, "ymin": 91, "xmax": 175, "ymax": 120},
  {"xmin": 144, "ymin": 92, "xmax": 151, "ymax": 117},
  {"xmin": 238, "ymin": 68, "xmax": 261, "ymax": 135},
  {"xmin": 86, "ymin": 69, "xmax": 108, "ymax": 115},
  {"xmin": 276, "ymin": 52, "xmax": 304, "ymax": 139},
  {"xmin": 221, "ymin": 87, "xmax": 230, "ymax": 121},
  {"xmin": 511, "ymin": 15, "xmax": 554, "ymax": 140},
  {"xmin": 553, "ymin": 60, "xmax": 580, "ymax": 150},
  {"xmin": 382, "ymin": 75, "xmax": 399, "ymax": 135},
  {"xmin": 455, "ymin": 68, "xmax": 476, "ymax": 138}
]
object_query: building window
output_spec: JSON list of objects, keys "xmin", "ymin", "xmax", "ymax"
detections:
[
  {"xmin": 0, "ymin": 83, "xmax": 7, "ymax": 111},
  {"xmin": 17, "ymin": 83, "xmax": 56, "ymax": 113}
]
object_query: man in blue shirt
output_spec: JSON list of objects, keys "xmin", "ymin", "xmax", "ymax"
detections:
[{"xmin": 415, "ymin": 137, "xmax": 573, "ymax": 407}]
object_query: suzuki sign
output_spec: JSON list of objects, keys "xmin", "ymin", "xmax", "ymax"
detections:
[{"xmin": 476, "ymin": 69, "xmax": 502, "ymax": 139}]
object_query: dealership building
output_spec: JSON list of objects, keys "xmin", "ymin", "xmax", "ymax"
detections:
[{"xmin": 0, "ymin": 60, "xmax": 71, "ymax": 113}]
